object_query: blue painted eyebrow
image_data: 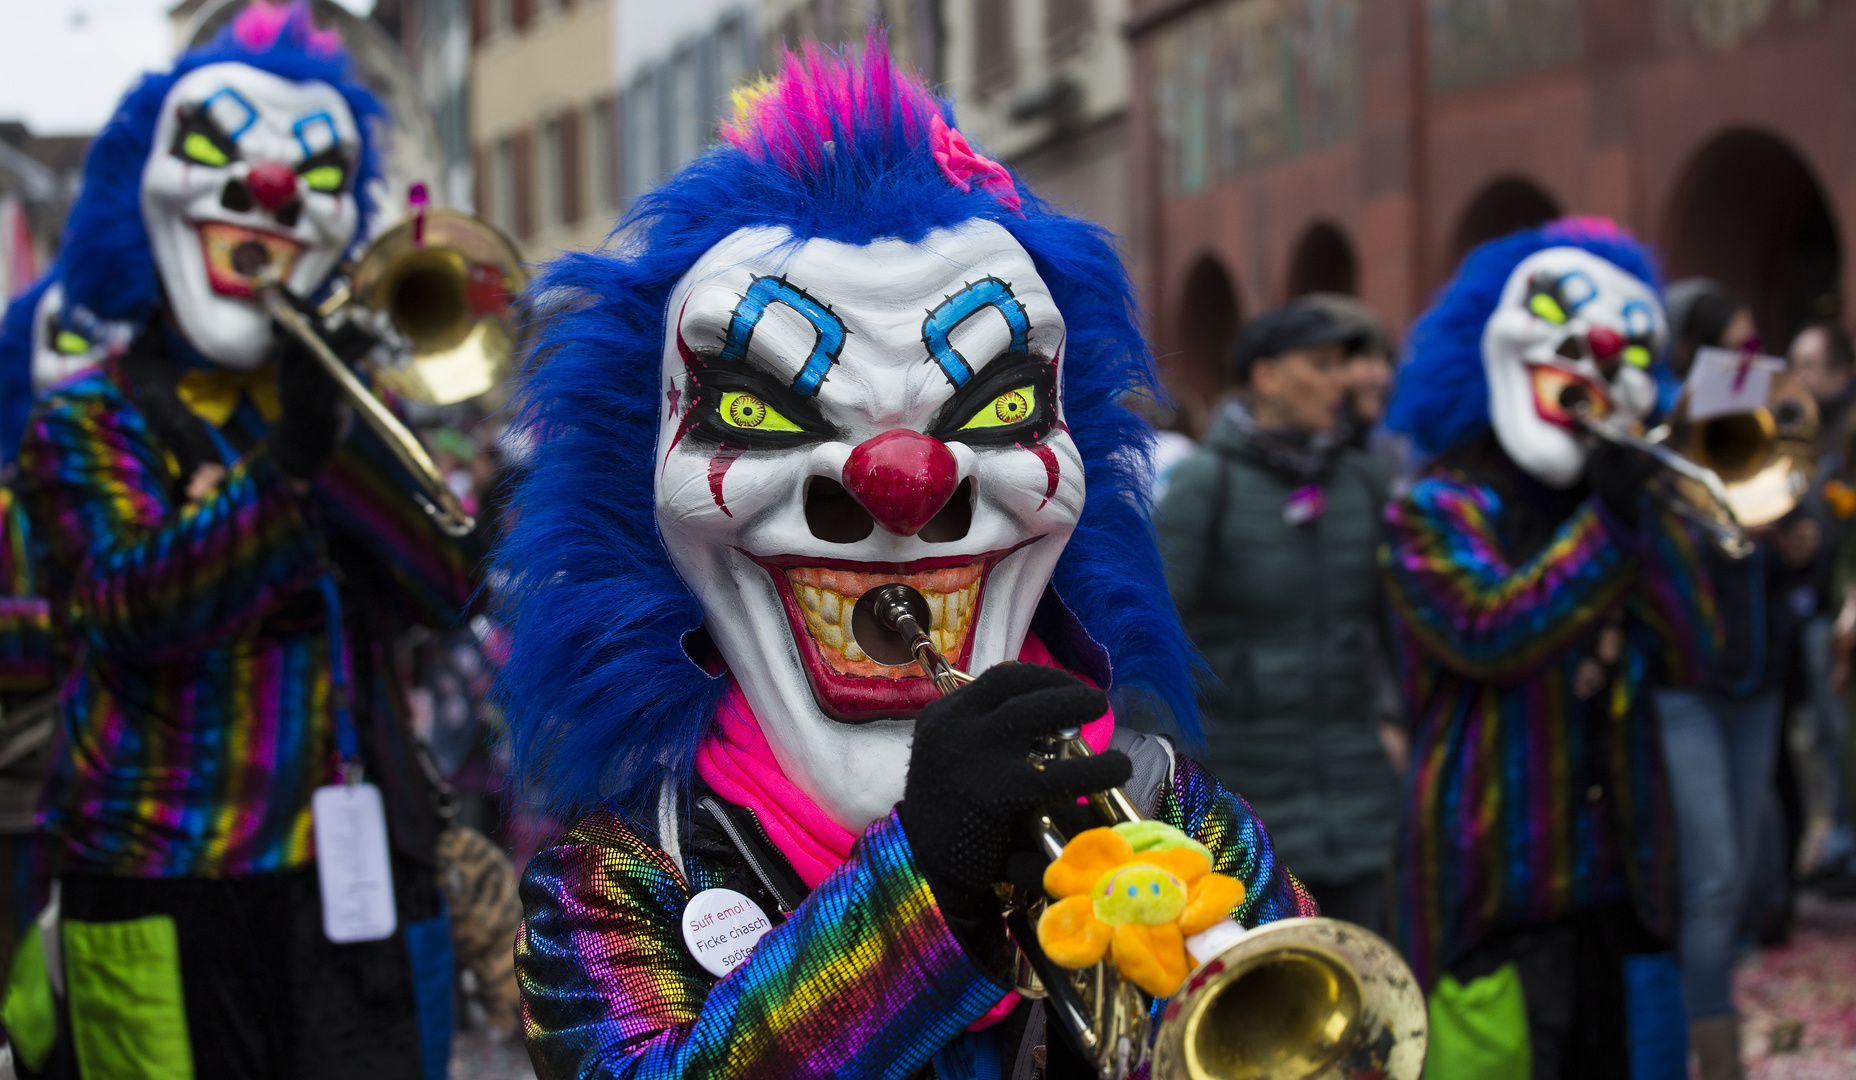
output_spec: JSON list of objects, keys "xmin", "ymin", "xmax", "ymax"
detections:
[
  {"xmin": 293, "ymin": 112, "xmax": 340, "ymax": 159},
  {"xmin": 201, "ymin": 88, "xmax": 258, "ymax": 140},
  {"xmin": 921, "ymin": 277, "xmax": 1030, "ymax": 387},
  {"xmin": 717, "ymin": 276, "xmax": 848, "ymax": 397}
]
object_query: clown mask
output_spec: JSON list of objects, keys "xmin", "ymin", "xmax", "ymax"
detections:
[
  {"xmin": 142, "ymin": 62, "xmax": 362, "ymax": 369},
  {"xmin": 656, "ymin": 222, "xmax": 1084, "ymax": 831},
  {"xmin": 1482, "ymin": 247, "xmax": 1665, "ymax": 488}
]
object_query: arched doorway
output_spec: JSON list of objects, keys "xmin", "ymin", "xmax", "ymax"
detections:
[
  {"xmin": 1660, "ymin": 129, "xmax": 1841, "ymax": 350},
  {"xmin": 1449, "ymin": 176, "xmax": 1561, "ymax": 269},
  {"xmin": 1287, "ymin": 222, "xmax": 1359, "ymax": 297},
  {"xmin": 1169, "ymin": 255, "xmax": 1242, "ymax": 436}
]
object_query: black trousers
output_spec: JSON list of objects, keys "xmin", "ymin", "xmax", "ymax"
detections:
[
  {"xmin": 1448, "ymin": 903, "xmax": 1667, "ymax": 1080},
  {"xmin": 30, "ymin": 859, "xmax": 440, "ymax": 1080}
]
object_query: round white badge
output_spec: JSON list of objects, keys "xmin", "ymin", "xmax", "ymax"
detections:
[{"xmin": 681, "ymin": 888, "xmax": 774, "ymax": 977}]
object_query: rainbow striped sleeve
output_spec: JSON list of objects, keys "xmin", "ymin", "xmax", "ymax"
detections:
[
  {"xmin": 0, "ymin": 486, "xmax": 52, "ymax": 694},
  {"xmin": 1160, "ymin": 756, "xmax": 1319, "ymax": 926},
  {"xmin": 1379, "ymin": 477, "xmax": 1633, "ymax": 681},
  {"xmin": 18, "ymin": 378, "xmax": 323, "ymax": 661},
  {"xmin": 312, "ymin": 425, "xmax": 481, "ymax": 627},
  {"xmin": 518, "ymin": 808, "xmax": 1009, "ymax": 1080}
]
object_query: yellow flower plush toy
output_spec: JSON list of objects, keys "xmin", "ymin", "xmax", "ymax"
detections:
[{"xmin": 1035, "ymin": 821, "xmax": 1245, "ymax": 997}]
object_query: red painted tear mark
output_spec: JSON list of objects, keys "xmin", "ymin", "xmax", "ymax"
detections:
[
  {"xmin": 1031, "ymin": 443, "xmax": 1060, "ymax": 511},
  {"xmin": 665, "ymin": 305, "xmax": 703, "ymax": 464},
  {"xmin": 708, "ymin": 446, "xmax": 743, "ymax": 517}
]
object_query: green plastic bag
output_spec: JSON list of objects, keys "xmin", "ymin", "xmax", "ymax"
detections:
[
  {"xmin": 1424, "ymin": 962, "xmax": 1531, "ymax": 1080},
  {"xmin": 0, "ymin": 923, "xmax": 57, "ymax": 1070}
]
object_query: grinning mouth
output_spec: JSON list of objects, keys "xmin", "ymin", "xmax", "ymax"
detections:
[
  {"xmin": 198, "ymin": 222, "xmax": 304, "ymax": 298},
  {"xmin": 1528, "ymin": 362, "xmax": 1612, "ymax": 428},
  {"xmin": 746, "ymin": 540, "xmax": 1038, "ymax": 722}
]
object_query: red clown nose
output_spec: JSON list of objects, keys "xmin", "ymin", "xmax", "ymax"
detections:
[
  {"xmin": 841, "ymin": 429, "xmax": 960, "ymax": 537},
  {"xmin": 1587, "ymin": 326, "xmax": 1625, "ymax": 362},
  {"xmin": 247, "ymin": 162, "xmax": 299, "ymax": 210}
]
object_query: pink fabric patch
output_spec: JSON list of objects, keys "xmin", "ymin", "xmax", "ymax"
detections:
[
  {"xmin": 930, "ymin": 113, "xmax": 1022, "ymax": 213},
  {"xmin": 691, "ymin": 632, "xmax": 1114, "ymax": 1030}
]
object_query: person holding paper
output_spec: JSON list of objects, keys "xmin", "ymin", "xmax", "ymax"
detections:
[
  {"xmin": 0, "ymin": 6, "xmax": 478, "ymax": 1076},
  {"xmin": 1381, "ymin": 219, "xmax": 1716, "ymax": 1080}
]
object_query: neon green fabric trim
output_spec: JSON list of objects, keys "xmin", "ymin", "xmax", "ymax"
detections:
[
  {"xmin": 1, "ymin": 923, "xmax": 57, "ymax": 1069},
  {"xmin": 63, "ymin": 916, "xmax": 194, "ymax": 1079},
  {"xmin": 1424, "ymin": 962, "xmax": 1532, "ymax": 1080}
]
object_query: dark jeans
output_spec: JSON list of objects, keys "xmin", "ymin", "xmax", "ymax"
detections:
[
  {"xmin": 1304, "ymin": 870, "xmax": 1388, "ymax": 936},
  {"xmin": 31, "ymin": 860, "xmax": 441, "ymax": 1080}
]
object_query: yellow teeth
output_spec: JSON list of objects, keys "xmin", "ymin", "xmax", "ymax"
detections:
[{"xmin": 794, "ymin": 579, "xmax": 980, "ymax": 666}]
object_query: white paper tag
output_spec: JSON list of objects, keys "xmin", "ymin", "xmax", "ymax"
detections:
[
  {"xmin": 1688, "ymin": 346, "xmax": 1784, "ymax": 421},
  {"xmin": 312, "ymin": 783, "xmax": 398, "ymax": 944},
  {"xmin": 681, "ymin": 887, "xmax": 772, "ymax": 977}
]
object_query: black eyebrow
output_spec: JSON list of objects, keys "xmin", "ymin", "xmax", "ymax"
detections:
[
  {"xmin": 170, "ymin": 103, "xmax": 241, "ymax": 164},
  {"xmin": 930, "ymin": 351, "xmax": 1057, "ymax": 446}
]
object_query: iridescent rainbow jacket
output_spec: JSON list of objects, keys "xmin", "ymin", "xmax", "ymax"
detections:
[
  {"xmin": 517, "ymin": 747, "xmax": 1315, "ymax": 1079},
  {"xmin": 1380, "ymin": 439, "xmax": 1715, "ymax": 987},
  {"xmin": 16, "ymin": 330, "xmax": 478, "ymax": 877}
]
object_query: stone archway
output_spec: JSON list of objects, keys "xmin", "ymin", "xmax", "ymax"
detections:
[
  {"xmin": 1660, "ymin": 128, "xmax": 1841, "ymax": 349},
  {"xmin": 1287, "ymin": 221, "xmax": 1359, "ymax": 297},
  {"xmin": 1168, "ymin": 254, "xmax": 1243, "ymax": 436},
  {"xmin": 1448, "ymin": 176, "xmax": 1562, "ymax": 270}
]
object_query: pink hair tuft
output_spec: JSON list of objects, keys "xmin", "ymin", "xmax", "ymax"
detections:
[
  {"xmin": 721, "ymin": 33, "xmax": 938, "ymax": 174},
  {"xmin": 230, "ymin": 1, "xmax": 343, "ymax": 57}
]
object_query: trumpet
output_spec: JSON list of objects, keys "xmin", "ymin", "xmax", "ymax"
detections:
[
  {"xmin": 853, "ymin": 584, "xmax": 1427, "ymax": 1080},
  {"xmin": 1566, "ymin": 371, "xmax": 1819, "ymax": 560},
  {"xmin": 246, "ymin": 208, "xmax": 528, "ymax": 538}
]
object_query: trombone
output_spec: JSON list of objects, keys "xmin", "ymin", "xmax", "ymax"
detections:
[
  {"xmin": 247, "ymin": 208, "xmax": 528, "ymax": 538},
  {"xmin": 1566, "ymin": 371, "xmax": 1819, "ymax": 560},
  {"xmin": 853, "ymin": 585, "xmax": 1427, "ymax": 1080}
]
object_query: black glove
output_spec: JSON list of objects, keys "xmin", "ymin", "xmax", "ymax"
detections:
[
  {"xmin": 1587, "ymin": 437, "xmax": 1660, "ymax": 529},
  {"xmin": 899, "ymin": 664, "xmax": 1131, "ymax": 913}
]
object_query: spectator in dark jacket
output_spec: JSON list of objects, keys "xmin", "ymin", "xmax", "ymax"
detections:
[{"xmin": 1154, "ymin": 301, "xmax": 1399, "ymax": 930}]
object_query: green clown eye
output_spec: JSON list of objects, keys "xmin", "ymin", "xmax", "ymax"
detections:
[
  {"xmin": 182, "ymin": 132, "xmax": 229, "ymax": 167},
  {"xmin": 1528, "ymin": 293, "xmax": 1568, "ymax": 325},
  {"xmin": 1624, "ymin": 345, "xmax": 1652, "ymax": 369},
  {"xmin": 961, "ymin": 387, "xmax": 1035, "ymax": 429},
  {"xmin": 720, "ymin": 391, "xmax": 803, "ymax": 432},
  {"xmin": 300, "ymin": 165, "xmax": 345, "ymax": 192},
  {"xmin": 53, "ymin": 331, "xmax": 89, "ymax": 355}
]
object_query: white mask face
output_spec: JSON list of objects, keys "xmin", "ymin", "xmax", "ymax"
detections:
[
  {"xmin": 656, "ymin": 222, "xmax": 1083, "ymax": 831},
  {"xmin": 142, "ymin": 62, "xmax": 361, "ymax": 369},
  {"xmin": 27, "ymin": 284, "xmax": 114, "ymax": 394},
  {"xmin": 1483, "ymin": 247, "xmax": 1665, "ymax": 487}
]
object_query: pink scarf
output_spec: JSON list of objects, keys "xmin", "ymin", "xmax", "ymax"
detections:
[{"xmin": 693, "ymin": 634, "xmax": 1114, "ymax": 1029}]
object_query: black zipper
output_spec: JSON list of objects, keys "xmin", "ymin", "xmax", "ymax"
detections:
[{"xmin": 698, "ymin": 795, "xmax": 804, "ymax": 915}]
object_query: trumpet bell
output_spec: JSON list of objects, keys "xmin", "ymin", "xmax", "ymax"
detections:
[
  {"xmin": 352, "ymin": 210, "xmax": 528, "ymax": 408},
  {"xmin": 1153, "ymin": 919, "xmax": 1425, "ymax": 1080},
  {"xmin": 1666, "ymin": 370, "xmax": 1819, "ymax": 529}
]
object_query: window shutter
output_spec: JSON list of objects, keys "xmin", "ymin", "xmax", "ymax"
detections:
[
  {"xmin": 512, "ymin": 0, "xmax": 532, "ymax": 31},
  {"xmin": 514, "ymin": 129, "xmax": 535, "ymax": 241},
  {"xmin": 561, "ymin": 108, "xmax": 584, "ymax": 226},
  {"xmin": 470, "ymin": 0, "xmax": 487, "ymax": 45}
]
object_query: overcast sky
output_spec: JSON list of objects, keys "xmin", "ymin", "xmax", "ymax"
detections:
[{"xmin": 0, "ymin": 0, "xmax": 372, "ymax": 136}]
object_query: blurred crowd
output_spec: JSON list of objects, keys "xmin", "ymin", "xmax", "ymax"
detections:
[{"xmin": 1149, "ymin": 273, "xmax": 1856, "ymax": 1080}]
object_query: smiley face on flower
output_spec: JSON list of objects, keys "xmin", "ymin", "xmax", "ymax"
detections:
[{"xmin": 1035, "ymin": 821, "xmax": 1246, "ymax": 997}]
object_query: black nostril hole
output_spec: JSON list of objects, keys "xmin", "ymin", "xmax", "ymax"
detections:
[
  {"xmin": 1556, "ymin": 336, "xmax": 1585, "ymax": 361},
  {"xmin": 221, "ymin": 179, "xmax": 254, "ymax": 213},
  {"xmin": 274, "ymin": 201, "xmax": 302, "ymax": 228},
  {"xmin": 919, "ymin": 478, "xmax": 973, "ymax": 544},
  {"xmin": 805, "ymin": 477, "xmax": 875, "ymax": 544}
]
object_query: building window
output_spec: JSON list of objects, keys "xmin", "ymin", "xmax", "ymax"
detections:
[
  {"xmin": 668, "ymin": 46, "xmax": 704, "ymax": 173},
  {"xmin": 623, "ymin": 74, "xmax": 661, "ymax": 201},
  {"xmin": 590, "ymin": 97, "xmax": 619, "ymax": 212},
  {"xmin": 1046, "ymin": 0, "xmax": 1091, "ymax": 62},
  {"xmin": 974, "ymin": 0, "xmax": 1015, "ymax": 98},
  {"xmin": 539, "ymin": 117, "xmax": 563, "ymax": 229},
  {"xmin": 492, "ymin": 136, "xmax": 518, "ymax": 236}
]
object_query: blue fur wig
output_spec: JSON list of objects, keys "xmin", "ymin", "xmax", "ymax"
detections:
[
  {"xmin": 0, "ymin": 2, "xmax": 384, "ymax": 460},
  {"xmin": 494, "ymin": 39, "xmax": 1199, "ymax": 826},
  {"xmin": 1386, "ymin": 217, "xmax": 1661, "ymax": 459}
]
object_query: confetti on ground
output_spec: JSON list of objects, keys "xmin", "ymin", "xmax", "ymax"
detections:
[{"xmin": 1738, "ymin": 891, "xmax": 1856, "ymax": 1080}]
